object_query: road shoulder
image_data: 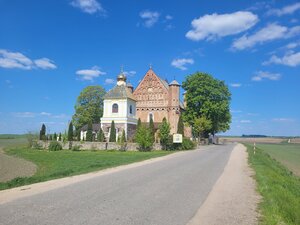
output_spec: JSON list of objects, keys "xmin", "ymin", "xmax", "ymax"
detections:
[{"xmin": 187, "ymin": 143, "xmax": 260, "ymax": 225}]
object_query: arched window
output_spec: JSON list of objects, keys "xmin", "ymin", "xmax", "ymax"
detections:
[
  {"xmin": 130, "ymin": 105, "xmax": 133, "ymax": 114},
  {"xmin": 112, "ymin": 103, "xmax": 118, "ymax": 113}
]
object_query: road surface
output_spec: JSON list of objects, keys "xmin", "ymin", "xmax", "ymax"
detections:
[{"xmin": 0, "ymin": 144, "xmax": 235, "ymax": 225}]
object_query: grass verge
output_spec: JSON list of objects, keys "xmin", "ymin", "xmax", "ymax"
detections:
[
  {"xmin": 0, "ymin": 148, "xmax": 172, "ymax": 190},
  {"xmin": 245, "ymin": 143, "xmax": 300, "ymax": 225}
]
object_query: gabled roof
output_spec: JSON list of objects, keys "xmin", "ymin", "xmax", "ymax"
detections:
[
  {"xmin": 134, "ymin": 68, "xmax": 170, "ymax": 93},
  {"xmin": 158, "ymin": 77, "xmax": 170, "ymax": 90},
  {"xmin": 104, "ymin": 85, "xmax": 136, "ymax": 101}
]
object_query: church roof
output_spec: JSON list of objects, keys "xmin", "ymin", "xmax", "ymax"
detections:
[
  {"xmin": 169, "ymin": 80, "xmax": 180, "ymax": 86},
  {"xmin": 158, "ymin": 77, "xmax": 170, "ymax": 90},
  {"xmin": 104, "ymin": 85, "xmax": 136, "ymax": 101}
]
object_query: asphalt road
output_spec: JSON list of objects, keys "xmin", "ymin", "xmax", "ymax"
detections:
[{"xmin": 0, "ymin": 144, "xmax": 235, "ymax": 225}]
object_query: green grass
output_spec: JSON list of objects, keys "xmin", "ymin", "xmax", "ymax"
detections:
[
  {"xmin": 246, "ymin": 143, "xmax": 300, "ymax": 225},
  {"xmin": 0, "ymin": 147, "xmax": 172, "ymax": 190},
  {"xmin": 256, "ymin": 143, "xmax": 300, "ymax": 177}
]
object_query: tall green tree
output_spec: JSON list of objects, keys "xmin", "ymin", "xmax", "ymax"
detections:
[
  {"xmin": 137, "ymin": 118, "xmax": 142, "ymax": 130},
  {"xmin": 72, "ymin": 85, "xmax": 106, "ymax": 131},
  {"xmin": 97, "ymin": 128, "xmax": 105, "ymax": 142},
  {"xmin": 194, "ymin": 116, "xmax": 212, "ymax": 141},
  {"xmin": 58, "ymin": 132, "xmax": 62, "ymax": 141},
  {"xmin": 177, "ymin": 114, "xmax": 184, "ymax": 137},
  {"xmin": 159, "ymin": 117, "xmax": 170, "ymax": 150},
  {"xmin": 182, "ymin": 72, "xmax": 231, "ymax": 135},
  {"xmin": 53, "ymin": 133, "xmax": 57, "ymax": 141},
  {"xmin": 109, "ymin": 120, "xmax": 116, "ymax": 142},
  {"xmin": 86, "ymin": 122, "xmax": 93, "ymax": 142},
  {"xmin": 149, "ymin": 116, "xmax": 155, "ymax": 140},
  {"xmin": 39, "ymin": 124, "xmax": 46, "ymax": 140},
  {"xmin": 135, "ymin": 125, "xmax": 153, "ymax": 151},
  {"xmin": 68, "ymin": 121, "xmax": 74, "ymax": 141}
]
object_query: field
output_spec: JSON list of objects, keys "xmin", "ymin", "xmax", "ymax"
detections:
[
  {"xmin": 246, "ymin": 143, "xmax": 300, "ymax": 225},
  {"xmin": 256, "ymin": 143, "xmax": 300, "ymax": 176},
  {"xmin": 220, "ymin": 137, "xmax": 300, "ymax": 144},
  {"xmin": 0, "ymin": 134, "xmax": 28, "ymax": 149}
]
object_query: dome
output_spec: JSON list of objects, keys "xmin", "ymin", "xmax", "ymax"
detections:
[{"xmin": 117, "ymin": 73, "xmax": 127, "ymax": 82}]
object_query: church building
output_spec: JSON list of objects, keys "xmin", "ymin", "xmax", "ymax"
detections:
[
  {"xmin": 133, "ymin": 68, "xmax": 191, "ymax": 136},
  {"xmin": 100, "ymin": 72, "xmax": 137, "ymax": 141}
]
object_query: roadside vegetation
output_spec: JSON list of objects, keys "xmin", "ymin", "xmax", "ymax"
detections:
[
  {"xmin": 246, "ymin": 143, "xmax": 300, "ymax": 225},
  {"xmin": 256, "ymin": 143, "xmax": 300, "ymax": 176},
  {"xmin": 0, "ymin": 147, "xmax": 172, "ymax": 190}
]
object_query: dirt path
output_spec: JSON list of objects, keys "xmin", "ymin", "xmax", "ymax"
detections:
[
  {"xmin": 0, "ymin": 148, "xmax": 37, "ymax": 182},
  {"xmin": 187, "ymin": 143, "xmax": 260, "ymax": 225}
]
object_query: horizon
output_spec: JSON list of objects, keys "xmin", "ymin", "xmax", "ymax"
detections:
[{"xmin": 1, "ymin": 0, "xmax": 300, "ymax": 136}]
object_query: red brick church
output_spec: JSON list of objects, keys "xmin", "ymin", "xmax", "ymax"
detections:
[{"xmin": 133, "ymin": 68, "xmax": 191, "ymax": 137}]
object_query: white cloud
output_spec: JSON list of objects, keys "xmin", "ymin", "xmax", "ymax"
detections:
[
  {"xmin": 273, "ymin": 118, "xmax": 295, "ymax": 122},
  {"xmin": 34, "ymin": 58, "xmax": 57, "ymax": 69},
  {"xmin": 186, "ymin": 11, "xmax": 258, "ymax": 41},
  {"xmin": 0, "ymin": 49, "xmax": 33, "ymax": 69},
  {"xmin": 0, "ymin": 49, "xmax": 56, "ymax": 70},
  {"xmin": 171, "ymin": 58, "xmax": 194, "ymax": 70},
  {"xmin": 71, "ymin": 0, "xmax": 104, "ymax": 14},
  {"xmin": 240, "ymin": 120, "xmax": 251, "ymax": 123},
  {"xmin": 123, "ymin": 70, "xmax": 136, "ymax": 77},
  {"xmin": 232, "ymin": 24, "xmax": 300, "ymax": 50},
  {"xmin": 40, "ymin": 112, "xmax": 52, "ymax": 116},
  {"xmin": 139, "ymin": 10, "xmax": 160, "ymax": 28},
  {"xmin": 263, "ymin": 51, "xmax": 300, "ymax": 67},
  {"xmin": 76, "ymin": 66, "xmax": 106, "ymax": 81},
  {"xmin": 230, "ymin": 83, "xmax": 242, "ymax": 88},
  {"xmin": 105, "ymin": 78, "xmax": 114, "ymax": 85},
  {"xmin": 267, "ymin": 3, "xmax": 300, "ymax": 16},
  {"xmin": 230, "ymin": 110, "xmax": 242, "ymax": 113},
  {"xmin": 251, "ymin": 71, "xmax": 281, "ymax": 81},
  {"xmin": 286, "ymin": 41, "xmax": 300, "ymax": 49},
  {"xmin": 12, "ymin": 112, "xmax": 36, "ymax": 118},
  {"xmin": 165, "ymin": 15, "xmax": 173, "ymax": 20}
]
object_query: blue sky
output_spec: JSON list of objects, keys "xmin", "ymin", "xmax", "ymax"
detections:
[{"xmin": 0, "ymin": 0, "xmax": 300, "ymax": 136}]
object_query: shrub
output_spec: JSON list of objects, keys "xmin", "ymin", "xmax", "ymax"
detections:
[
  {"xmin": 72, "ymin": 145, "xmax": 81, "ymax": 151},
  {"xmin": 32, "ymin": 140, "xmax": 43, "ymax": 150},
  {"xmin": 181, "ymin": 138, "xmax": 196, "ymax": 150},
  {"xmin": 48, "ymin": 141, "xmax": 63, "ymax": 151}
]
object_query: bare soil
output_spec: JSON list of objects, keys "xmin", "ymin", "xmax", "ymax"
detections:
[
  {"xmin": 187, "ymin": 144, "xmax": 260, "ymax": 225},
  {"xmin": 0, "ymin": 148, "xmax": 37, "ymax": 182}
]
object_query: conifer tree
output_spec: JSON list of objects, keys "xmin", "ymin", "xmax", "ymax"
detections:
[
  {"xmin": 121, "ymin": 129, "xmax": 126, "ymax": 143},
  {"xmin": 177, "ymin": 114, "xmax": 184, "ymax": 137},
  {"xmin": 68, "ymin": 122, "xmax": 74, "ymax": 141},
  {"xmin": 59, "ymin": 133, "xmax": 62, "ymax": 141},
  {"xmin": 53, "ymin": 133, "xmax": 57, "ymax": 141},
  {"xmin": 97, "ymin": 128, "xmax": 105, "ymax": 142},
  {"xmin": 137, "ymin": 118, "xmax": 142, "ymax": 130},
  {"xmin": 109, "ymin": 120, "xmax": 116, "ymax": 142},
  {"xmin": 86, "ymin": 122, "xmax": 93, "ymax": 142},
  {"xmin": 159, "ymin": 117, "xmax": 171, "ymax": 150},
  {"xmin": 39, "ymin": 124, "xmax": 46, "ymax": 140},
  {"xmin": 149, "ymin": 116, "xmax": 155, "ymax": 140}
]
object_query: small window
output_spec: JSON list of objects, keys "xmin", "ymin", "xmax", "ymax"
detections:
[
  {"xmin": 112, "ymin": 103, "xmax": 118, "ymax": 113},
  {"xmin": 130, "ymin": 105, "xmax": 133, "ymax": 114}
]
